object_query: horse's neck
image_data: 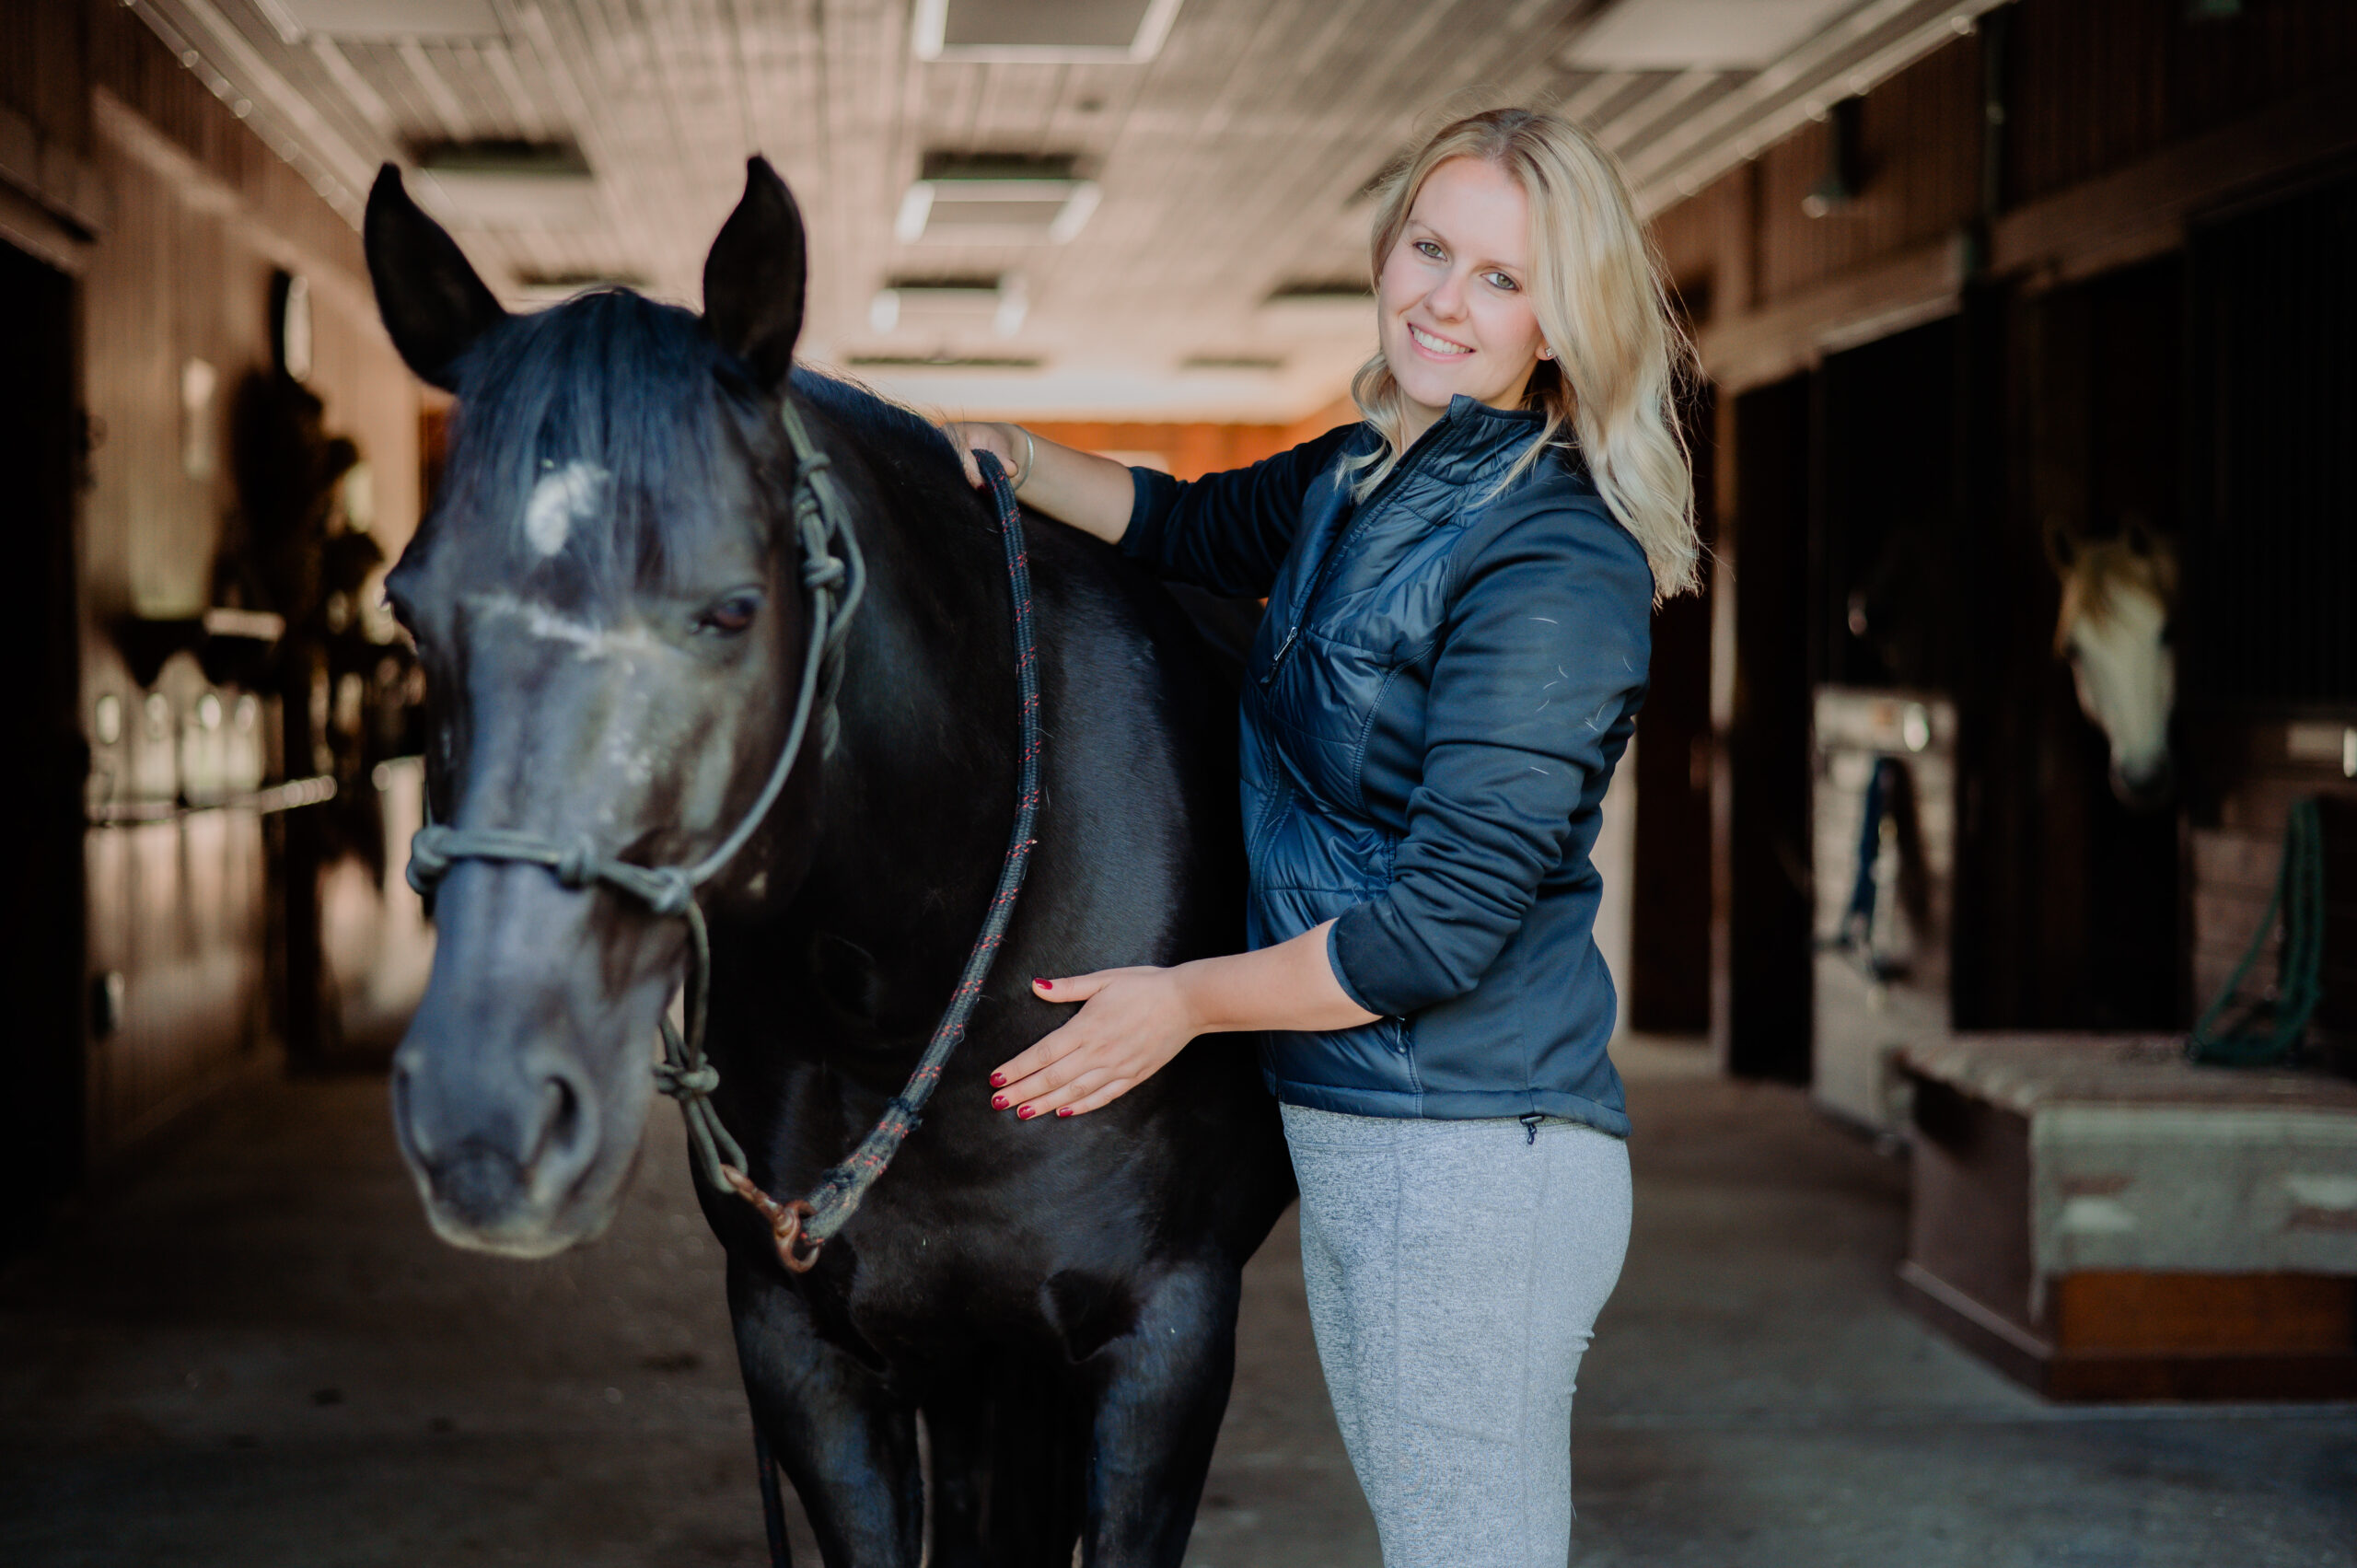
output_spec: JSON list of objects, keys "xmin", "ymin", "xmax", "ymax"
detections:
[{"xmin": 790, "ymin": 461, "xmax": 1023, "ymax": 950}]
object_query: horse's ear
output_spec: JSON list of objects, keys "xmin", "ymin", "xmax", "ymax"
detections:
[
  {"xmin": 2044, "ymin": 515, "xmax": 2078, "ymax": 573},
  {"xmin": 702, "ymin": 157, "xmax": 807, "ymax": 392},
  {"xmin": 364, "ymin": 165, "xmax": 506, "ymax": 392},
  {"xmin": 2121, "ymin": 512, "xmax": 2155, "ymax": 558}
]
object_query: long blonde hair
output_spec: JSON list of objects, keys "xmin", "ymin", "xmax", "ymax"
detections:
[{"xmin": 1350, "ymin": 107, "xmax": 1701, "ymax": 599}]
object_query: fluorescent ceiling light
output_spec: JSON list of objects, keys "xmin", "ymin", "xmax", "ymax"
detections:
[
  {"xmin": 414, "ymin": 142, "xmax": 601, "ymax": 229},
  {"xmin": 1564, "ymin": 0, "xmax": 1858, "ymax": 70},
  {"xmin": 1256, "ymin": 280, "xmax": 1374, "ymax": 337},
  {"xmin": 844, "ymin": 354, "xmax": 1045, "ymax": 370},
  {"xmin": 249, "ymin": 0, "xmax": 504, "ymax": 42},
  {"xmin": 508, "ymin": 269, "xmax": 648, "ymax": 306},
  {"xmin": 1179, "ymin": 354, "xmax": 1283, "ymax": 373},
  {"xmin": 868, "ymin": 273, "xmax": 1029, "ymax": 337},
  {"xmin": 896, "ymin": 155, "xmax": 1098, "ymax": 243},
  {"xmin": 912, "ymin": 0, "xmax": 1185, "ymax": 63}
]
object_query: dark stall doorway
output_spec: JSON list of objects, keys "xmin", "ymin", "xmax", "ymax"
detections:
[
  {"xmin": 1629, "ymin": 384, "xmax": 1715, "ymax": 1035},
  {"xmin": 0, "ymin": 242, "xmax": 87, "ymax": 1251},
  {"xmin": 1717, "ymin": 375, "xmax": 1814, "ymax": 1081},
  {"xmin": 1817, "ymin": 319, "xmax": 1962, "ymax": 694},
  {"xmin": 1954, "ymin": 258, "xmax": 2184, "ymax": 1030}
]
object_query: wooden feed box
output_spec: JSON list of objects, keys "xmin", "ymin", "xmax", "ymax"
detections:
[{"xmin": 1898, "ymin": 1035, "xmax": 2357, "ymax": 1400}]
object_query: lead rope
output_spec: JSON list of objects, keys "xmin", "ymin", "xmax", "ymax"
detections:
[
  {"xmin": 2188, "ymin": 795, "xmax": 2326, "ymax": 1067},
  {"xmin": 733, "ymin": 454, "xmax": 1038, "ymax": 1566},
  {"xmin": 720, "ymin": 450, "xmax": 1041, "ymax": 1272}
]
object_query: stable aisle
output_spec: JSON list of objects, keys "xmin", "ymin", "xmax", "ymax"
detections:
[{"xmin": 1, "ymin": 1040, "xmax": 2350, "ymax": 1566}]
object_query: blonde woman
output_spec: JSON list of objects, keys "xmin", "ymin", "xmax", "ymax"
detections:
[{"xmin": 951, "ymin": 107, "xmax": 1697, "ymax": 1563}]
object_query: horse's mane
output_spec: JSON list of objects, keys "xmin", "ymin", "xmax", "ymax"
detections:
[
  {"xmin": 431, "ymin": 288, "xmax": 958, "ymax": 598},
  {"xmin": 791, "ymin": 365, "xmax": 960, "ymax": 468}
]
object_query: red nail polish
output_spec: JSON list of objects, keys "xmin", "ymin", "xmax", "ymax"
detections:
[
  {"xmin": 1034, "ymin": 977, "xmax": 1052, "ymax": 992},
  {"xmin": 1016, "ymin": 1105, "xmax": 1036, "ymax": 1120},
  {"xmin": 1055, "ymin": 1107, "xmax": 1073, "ymax": 1118},
  {"xmin": 992, "ymin": 1094, "xmax": 1009, "ymax": 1109},
  {"xmin": 989, "ymin": 1071, "xmax": 1007, "ymax": 1088}
]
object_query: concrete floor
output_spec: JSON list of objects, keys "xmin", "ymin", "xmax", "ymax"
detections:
[{"xmin": 3, "ymin": 1038, "xmax": 2351, "ymax": 1567}]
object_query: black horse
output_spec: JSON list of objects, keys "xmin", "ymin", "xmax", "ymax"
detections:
[{"xmin": 366, "ymin": 158, "xmax": 1293, "ymax": 1565}]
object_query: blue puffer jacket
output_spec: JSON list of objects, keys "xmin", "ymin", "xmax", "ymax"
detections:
[{"xmin": 1123, "ymin": 395, "xmax": 1653, "ymax": 1134}]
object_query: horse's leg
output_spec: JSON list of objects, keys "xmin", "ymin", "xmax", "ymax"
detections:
[
  {"xmin": 728, "ymin": 1259, "xmax": 923, "ymax": 1567},
  {"xmin": 915, "ymin": 1382, "xmax": 985, "ymax": 1568},
  {"xmin": 1078, "ymin": 1259, "xmax": 1242, "ymax": 1567},
  {"xmin": 945, "ymin": 1360, "xmax": 1086, "ymax": 1567}
]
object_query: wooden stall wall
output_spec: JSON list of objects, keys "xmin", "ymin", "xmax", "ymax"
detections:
[
  {"xmin": 2006, "ymin": 0, "xmax": 2357, "ymax": 210},
  {"xmin": 2179, "ymin": 167, "xmax": 2357, "ymax": 1056},
  {"xmin": 0, "ymin": 0, "xmax": 424, "ymax": 1182},
  {"xmin": 1636, "ymin": 0, "xmax": 2357, "ymax": 1072}
]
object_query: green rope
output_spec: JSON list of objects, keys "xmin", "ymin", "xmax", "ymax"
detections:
[{"xmin": 2188, "ymin": 796, "xmax": 2326, "ymax": 1067}]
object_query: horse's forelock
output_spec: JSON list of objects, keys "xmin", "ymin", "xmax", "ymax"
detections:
[
  {"xmin": 2055, "ymin": 533, "xmax": 2178, "ymax": 649},
  {"xmin": 434, "ymin": 289, "xmax": 782, "ymax": 596}
]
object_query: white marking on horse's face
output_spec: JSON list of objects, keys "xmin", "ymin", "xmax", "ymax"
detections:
[
  {"xmin": 2063, "ymin": 580, "xmax": 2174, "ymax": 795},
  {"xmin": 523, "ymin": 460, "xmax": 607, "ymax": 557},
  {"xmin": 462, "ymin": 592, "xmax": 664, "ymax": 658}
]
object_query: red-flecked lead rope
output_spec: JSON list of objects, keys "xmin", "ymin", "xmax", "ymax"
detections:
[{"xmin": 724, "ymin": 447, "xmax": 1043, "ymax": 1274}]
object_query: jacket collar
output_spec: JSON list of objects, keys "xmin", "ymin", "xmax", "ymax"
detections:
[
  {"xmin": 1442, "ymin": 392, "xmax": 1545, "ymax": 430},
  {"xmin": 1387, "ymin": 394, "xmax": 1548, "ymax": 477}
]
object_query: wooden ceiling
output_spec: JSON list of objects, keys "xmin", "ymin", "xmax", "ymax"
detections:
[{"xmin": 125, "ymin": 0, "xmax": 2003, "ymax": 420}]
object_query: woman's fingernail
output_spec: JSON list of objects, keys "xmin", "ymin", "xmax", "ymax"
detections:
[
  {"xmin": 989, "ymin": 1071, "xmax": 1007, "ymax": 1087},
  {"xmin": 1033, "ymin": 977, "xmax": 1052, "ymax": 992},
  {"xmin": 1055, "ymin": 1107, "xmax": 1073, "ymax": 1118},
  {"xmin": 992, "ymin": 1094, "xmax": 1009, "ymax": 1109},
  {"xmin": 1016, "ymin": 1105, "xmax": 1036, "ymax": 1121}
]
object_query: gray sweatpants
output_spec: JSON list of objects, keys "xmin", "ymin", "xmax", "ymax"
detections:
[{"xmin": 1282, "ymin": 1103, "xmax": 1633, "ymax": 1568}]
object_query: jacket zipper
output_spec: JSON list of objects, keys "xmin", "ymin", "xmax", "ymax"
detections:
[{"xmin": 1258, "ymin": 435, "xmax": 1442, "ymax": 688}]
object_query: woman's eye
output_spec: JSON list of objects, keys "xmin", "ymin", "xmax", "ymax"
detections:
[
  {"xmin": 1485, "ymin": 272, "xmax": 1518, "ymax": 291},
  {"xmin": 1415, "ymin": 239, "xmax": 1444, "ymax": 260},
  {"xmin": 698, "ymin": 593, "xmax": 761, "ymax": 635}
]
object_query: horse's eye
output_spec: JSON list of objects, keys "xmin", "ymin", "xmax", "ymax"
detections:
[{"xmin": 697, "ymin": 592, "xmax": 761, "ymax": 635}]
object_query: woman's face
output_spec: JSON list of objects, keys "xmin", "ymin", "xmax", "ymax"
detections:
[{"xmin": 1376, "ymin": 156, "xmax": 1549, "ymax": 435}]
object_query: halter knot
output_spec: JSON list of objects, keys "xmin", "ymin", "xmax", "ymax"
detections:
[
  {"xmin": 654, "ymin": 1061, "xmax": 721, "ymax": 1098},
  {"xmin": 406, "ymin": 825, "xmax": 454, "ymax": 893},
  {"xmin": 555, "ymin": 839, "xmax": 602, "ymax": 889},
  {"xmin": 803, "ymin": 554, "xmax": 847, "ymax": 591},
  {"xmin": 641, "ymin": 867, "xmax": 697, "ymax": 917}
]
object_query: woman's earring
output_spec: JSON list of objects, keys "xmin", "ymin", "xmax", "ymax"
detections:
[{"xmin": 1538, "ymin": 346, "xmax": 1555, "ymax": 360}]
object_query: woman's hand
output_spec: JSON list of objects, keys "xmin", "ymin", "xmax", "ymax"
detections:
[
  {"xmin": 985, "ymin": 923, "xmax": 1376, "ymax": 1121},
  {"xmin": 936, "ymin": 423, "xmax": 1135, "ymax": 544},
  {"xmin": 988, "ymin": 969, "xmax": 1202, "ymax": 1119},
  {"xmin": 943, "ymin": 421, "xmax": 1024, "ymax": 490}
]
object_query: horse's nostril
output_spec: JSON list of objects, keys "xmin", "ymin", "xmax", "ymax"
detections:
[
  {"xmin": 390, "ymin": 1057, "xmax": 423, "ymax": 1157},
  {"xmin": 437, "ymin": 1140, "xmax": 527, "ymax": 1226},
  {"xmin": 541, "ymin": 1074, "xmax": 586, "ymax": 1163}
]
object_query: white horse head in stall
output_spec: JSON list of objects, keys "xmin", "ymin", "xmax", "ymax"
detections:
[{"xmin": 2048, "ymin": 517, "xmax": 2178, "ymax": 808}]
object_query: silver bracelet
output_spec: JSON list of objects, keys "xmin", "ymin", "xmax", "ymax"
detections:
[{"xmin": 1011, "ymin": 425, "xmax": 1037, "ymax": 494}]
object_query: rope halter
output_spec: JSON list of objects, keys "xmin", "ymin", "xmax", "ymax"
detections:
[{"xmin": 402, "ymin": 396, "xmax": 866, "ymax": 1214}]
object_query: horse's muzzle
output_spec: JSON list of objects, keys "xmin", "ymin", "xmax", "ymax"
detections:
[
  {"xmin": 391, "ymin": 1041, "xmax": 606, "ymax": 1253},
  {"xmin": 388, "ymin": 862, "xmax": 667, "ymax": 1256},
  {"xmin": 2110, "ymin": 749, "xmax": 2176, "ymax": 812}
]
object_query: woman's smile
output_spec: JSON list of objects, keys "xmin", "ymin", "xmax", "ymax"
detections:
[{"xmin": 1407, "ymin": 322, "xmax": 1473, "ymax": 357}]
